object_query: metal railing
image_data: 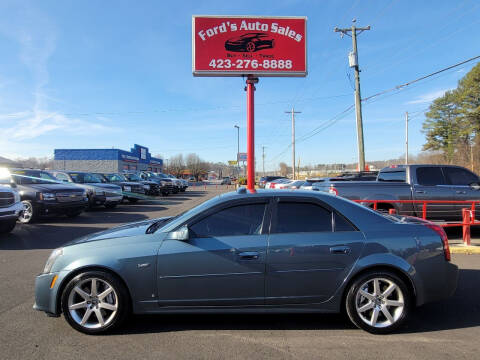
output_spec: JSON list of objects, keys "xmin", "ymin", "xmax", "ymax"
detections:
[{"xmin": 353, "ymin": 199, "xmax": 480, "ymax": 246}]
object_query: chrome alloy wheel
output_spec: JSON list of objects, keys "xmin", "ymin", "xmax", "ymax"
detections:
[
  {"xmin": 19, "ymin": 201, "xmax": 33, "ymax": 223},
  {"xmin": 355, "ymin": 277, "xmax": 405, "ymax": 328},
  {"xmin": 67, "ymin": 277, "xmax": 118, "ymax": 329}
]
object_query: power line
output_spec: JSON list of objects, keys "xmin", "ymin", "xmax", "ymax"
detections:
[{"xmin": 362, "ymin": 55, "xmax": 480, "ymax": 103}]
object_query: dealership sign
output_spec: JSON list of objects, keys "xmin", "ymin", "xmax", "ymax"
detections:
[{"xmin": 192, "ymin": 15, "xmax": 307, "ymax": 77}]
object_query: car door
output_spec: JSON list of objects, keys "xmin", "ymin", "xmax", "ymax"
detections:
[
  {"xmin": 412, "ymin": 166, "xmax": 456, "ymax": 220},
  {"xmin": 443, "ymin": 166, "xmax": 480, "ymax": 219},
  {"xmin": 265, "ymin": 197, "xmax": 365, "ymax": 305},
  {"xmin": 156, "ymin": 199, "xmax": 270, "ymax": 306}
]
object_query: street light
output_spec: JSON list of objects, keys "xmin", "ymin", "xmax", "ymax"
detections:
[{"xmin": 234, "ymin": 125, "xmax": 240, "ymax": 177}]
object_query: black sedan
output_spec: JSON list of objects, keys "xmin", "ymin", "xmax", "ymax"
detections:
[{"xmin": 225, "ymin": 32, "xmax": 275, "ymax": 52}]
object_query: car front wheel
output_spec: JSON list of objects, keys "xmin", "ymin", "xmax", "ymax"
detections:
[
  {"xmin": 61, "ymin": 271, "xmax": 129, "ymax": 334},
  {"xmin": 345, "ymin": 271, "xmax": 411, "ymax": 334},
  {"xmin": 18, "ymin": 200, "xmax": 36, "ymax": 224}
]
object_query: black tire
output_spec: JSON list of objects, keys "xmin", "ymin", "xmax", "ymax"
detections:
[
  {"xmin": 245, "ymin": 41, "xmax": 256, "ymax": 52},
  {"xmin": 61, "ymin": 271, "xmax": 130, "ymax": 335},
  {"xmin": 104, "ymin": 203, "xmax": 117, "ymax": 209},
  {"xmin": 0, "ymin": 219, "xmax": 16, "ymax": 234},
  {"xmin": 127, "ymin": 198, "xmax": 139, "ymax": 204},
  {"xmin": 345, "ymin": 271, "xmax": 411, "ymax": 334},
  {"xmin": 66, "ymin": 210, "xmax": 83, "ymax": 218},
  {"xmin": 18, "ymin": 200, "xmax": 37, "ymax": 224}
]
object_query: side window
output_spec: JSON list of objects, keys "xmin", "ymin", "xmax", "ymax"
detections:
[
  {"xmin": 416, "ymin": 167, "xmax": 445, "ymax": 186},
  {"xmin": 189, "ymin": 203, "xmax": 267, "ymax": 238},
  {"xmin": 274, "ymin": 202, "xmax": 332, "ymax": 233},
  {"xmin": 444, "ymin": 167, "xmax": 479, "ymax": 186},
  {"xmin": 334, "ymin": 213, "xmax": 357, "ymax": 232}
]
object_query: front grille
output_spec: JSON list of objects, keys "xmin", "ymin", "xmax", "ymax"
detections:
[
  {"xmin": 56, "ymin": 192, "xmax": 85, "ymax": 203},
  {"xmin": 0, "ymin": 192, "xmax": 15, "ymax": 208},
  {"xmin": 105, "ymin": 191, "xmax": 121, "ymax": 197},
  {"xmin": 132, "ymin": 186, "xmax": 144, "ymax": 193}
]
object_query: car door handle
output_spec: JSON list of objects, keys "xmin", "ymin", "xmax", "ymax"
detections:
[
  {"xmin": 238, "ymin": 251, "xmax": 259, "ymax": 260},
  {"xmin": 415, "ymin": 190, "xmax": 426, "ymax": 194},
  {"xmin": 330, "ymin": 246, "xmax": 351, "ymax": 255}
]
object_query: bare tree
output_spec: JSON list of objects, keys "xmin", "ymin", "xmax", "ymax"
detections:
[
  {"xmin": 169, "ymin": 154, "xmax": 185, "ymax": 178},
  {"xmin": 279, "ymin": 162, "xmax": 291, "ymax": 177},
  {"xmin": 186, "ymin": 153, "xmax": 207, "ymax": 181},
  {"xmin": 15, "ymin": 157, "xmax": 53, "ymax": 170}
]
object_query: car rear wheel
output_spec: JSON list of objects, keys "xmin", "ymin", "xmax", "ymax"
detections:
[
  {"xmin": 61, "ymin": 271, "xmax": 129, "ymax": 334},
  {"xmin": 18, "ymin": 200, "xmax": 36, "ymax": 224},
  {"xmin": 345, "ymin": 271, "xmax": 411, "ymax": 334}
]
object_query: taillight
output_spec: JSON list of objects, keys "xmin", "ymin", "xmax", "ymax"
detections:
[
  {"xmin": 425, "ymin": 223, "xmax": 450, "ymax": 261},
  {"xmin": 270, "ymin": 182, "xmax": 276, "ymax": 188},
  {"xmin": 329, "ymin": 184, "xmax": 338, "ymax": 196}
]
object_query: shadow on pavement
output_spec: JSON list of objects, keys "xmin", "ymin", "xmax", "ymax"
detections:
[
  {"xmin": 109, "ymin": 268, "xmax": 480, "ymax": 335},
  {"xmin": 0, "ymin": 224, "xmax": 107, "ymax": 250}
]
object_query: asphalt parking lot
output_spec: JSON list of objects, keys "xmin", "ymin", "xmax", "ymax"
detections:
[{"xmin": 1, "ymin": 187, "xmax": 479, "ymax": 360}]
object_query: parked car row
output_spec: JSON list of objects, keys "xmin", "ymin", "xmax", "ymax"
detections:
[{"xmin": 0, "ymin": 168, "xmax": 190, "ymax": 230}]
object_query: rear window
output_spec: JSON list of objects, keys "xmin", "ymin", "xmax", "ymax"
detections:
[
  {"xmin": 416, "ymin": 167, "xmax": 446, "ymax": 186},
  {"xmin": 378, "ymin": 170, "xmax": 406, "ymax": 182}
]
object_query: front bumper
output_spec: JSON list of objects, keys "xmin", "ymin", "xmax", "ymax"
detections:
[
  {"xmin": 34, "ymin": 271, "xmax": 69, "ymax": 316},
  {"xmin": 105, "ymin": 195, "xmax": 123, "ymax": 204},
  {"xmin": 0, "ymin": 201, "xmax": 23, "ymax": 220},
  {"xmin": 37, "ymin": 200, "xmax": 88, "ymax": 215}
]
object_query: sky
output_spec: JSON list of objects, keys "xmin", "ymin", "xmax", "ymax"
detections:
[{"xmin": 0, "ymin": 0, "xmax": 479, "ymax": 171}]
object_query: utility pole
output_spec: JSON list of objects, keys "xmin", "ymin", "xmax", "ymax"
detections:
[
  {"xmin": 285, "ymin": 108, "xmax": 301, "ymax": 179},
  {"xmin": 234, "ymin": 125, "xmax": 240, "ymax": 177},
  {"xmin": 335, "ymin": 19, "xmax": 370, "ymax": 172},
  {"xmin": 405, "ymin": 111, "xmax": 409, "ymax": 164},
  {"xmin": 262, "ymin": 145, "xmax": 266, "ymax": 177}
]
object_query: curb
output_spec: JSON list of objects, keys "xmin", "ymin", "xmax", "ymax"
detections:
[{"xmin": 450, "ymin": 245, "xmax": 480, "ymax": 254}]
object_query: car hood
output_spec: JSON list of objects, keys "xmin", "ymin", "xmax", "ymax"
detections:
[
  {"xmin": 86, "ymin": 183, "xmax": 122, "ymax": 191},
  {"xmin": 65, "ymin": 217, "xmax": 174, "ymax": 246},
  {"xmin": 21, "ymin": 183, "xmax": 83, "ymax": 192}
]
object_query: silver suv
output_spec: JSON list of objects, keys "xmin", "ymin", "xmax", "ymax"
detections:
[{"xmin": 0, "ymin": 169, "xmax": 23, "ymax": 234}]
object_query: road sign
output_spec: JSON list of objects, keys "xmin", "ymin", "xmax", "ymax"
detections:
[
  {"xmin": 228, "ymin": 160, "xmax": 238, "ymax": 165},
  {"xmin": 238, "ymin": 153, "xmax": 247, "ymax": 161},
  {"xmin": 192, "ymin": 15, "xmax": 307, "ymax": 77}
]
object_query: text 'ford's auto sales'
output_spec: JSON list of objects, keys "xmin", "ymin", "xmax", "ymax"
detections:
[{"xmin": 192, "ymin": 16, "xmax": 307, "ymax": 77}]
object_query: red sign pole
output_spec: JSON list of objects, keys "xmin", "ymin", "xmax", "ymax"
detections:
[{"xmin": 246, "ymin": 76, "xmax": 258, "ymax": 191}]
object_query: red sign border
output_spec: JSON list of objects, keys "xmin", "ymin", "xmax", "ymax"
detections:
[{"xmin": 192, "ymin": 15, "xmax": 308, "ymax": 77}]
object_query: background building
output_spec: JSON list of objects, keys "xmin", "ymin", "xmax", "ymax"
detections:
[{"xmin": 53, "ymin": 144, "xmax": 163, "ymax": 173}]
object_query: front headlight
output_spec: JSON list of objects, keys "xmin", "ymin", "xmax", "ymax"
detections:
[
  {"xmin": 13, "ymin": 191, "xmax": 20, "ymax": 203},
  {"xmin": 40, "ymin": 192, "xmax": 56, "ymax": 201},
  {"xmin": 43, "ymin": 248, "xmax": 63, "ymax": 274},
  {"xmin": 143, "ymin": 184, "xmax": 150, "ymax": 190}
]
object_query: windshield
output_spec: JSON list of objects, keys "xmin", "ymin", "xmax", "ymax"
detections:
[
  {"xmin": 106, "ymin": 174, "xmax": 126, "ymax": 182},
  {"xmin": 12, "ymin": 170, "xmax": 58, "ymax": 185},
  {"xmin": 125, "ymin": 173, "xmax": 142, "ymax": 181}
]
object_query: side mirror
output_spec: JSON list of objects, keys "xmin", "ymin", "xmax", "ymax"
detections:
[
  {"xmin": 470, "ymin": 182, "xmax": 480, "ymax": 191},
  {"xmin": 9, "ymin": 181, "xmax": 17, "ymax": 188},
  {"xmin": 166, "ymin": 225, "xmax": 190, "ymax": 241}
]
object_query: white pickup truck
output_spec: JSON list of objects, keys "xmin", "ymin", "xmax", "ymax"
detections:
[{"xmin": 0, "ymin": 171, "xmax": 23, "ymax": 234}]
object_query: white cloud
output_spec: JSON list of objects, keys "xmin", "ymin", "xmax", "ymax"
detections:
[{"xmin": 406, "ymin": 89, "xmax": 450, "ymax": 104}]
